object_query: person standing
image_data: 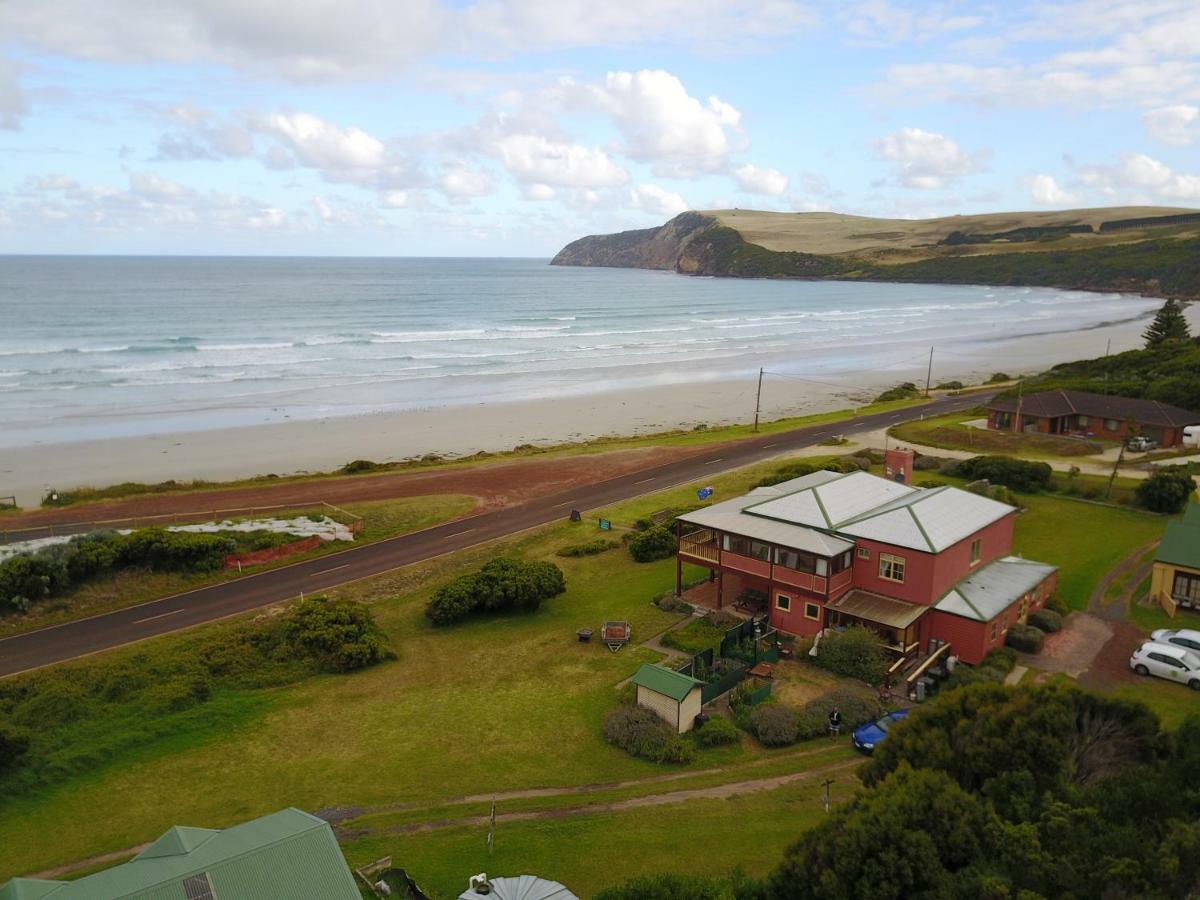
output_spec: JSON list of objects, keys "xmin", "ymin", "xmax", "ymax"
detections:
[{"xmin": 828, "ymin": 706, "xmax": 842, "ymax": 738}]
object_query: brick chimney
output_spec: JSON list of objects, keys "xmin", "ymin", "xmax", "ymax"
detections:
[{"xmin": 884, "ymin": 448, "xmax": 914, "ymax": 485}]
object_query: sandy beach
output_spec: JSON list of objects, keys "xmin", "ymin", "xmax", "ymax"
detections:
[{"xmin": 0, "ymin": 309, "xmax": 1179, "ymax": 507}]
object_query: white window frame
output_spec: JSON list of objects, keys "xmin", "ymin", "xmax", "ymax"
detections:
[
  {"xmin": 804, "ymin": 602, "xmax": 821, "ymax": 621},
  {"xmin": 878, "ymin": 553, "xmax": 906, "ymax": 583},
  {"xmin": 775, "ymin": 593, "xmax": 791, "ymax": 612},
  {"xmin": 970, "ymin": 538, "xmax": 982, "ymax": 565},
  {"xmin": 856, "ymin": 547, "xmax": 870, "ymax": 560}
]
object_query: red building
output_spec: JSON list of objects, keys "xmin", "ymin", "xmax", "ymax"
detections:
[
  {"xmin": 985, "ymin": 389, "xmax": 1199, "ymax": 448},
  {"xmin": 674, "ymin": 453, "xmax": 1057, "ymax": 666}
]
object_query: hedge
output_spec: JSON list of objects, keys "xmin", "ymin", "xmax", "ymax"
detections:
[
  {"xmin": 1028, "ymin": 609, "xmax": 1064, "ymax": 634},
  {"xmin": 284, "ymin": 597, "xmax": 393, "ymax": 672},
  {"xmin": 627, "ymin": 526, "xmax": 676, "ymax": 563},
  {"xmin": 1006, "ymin": 624, "xmax": 1045, "ymax": 654},
  {"xmin": 425, "ymin": 557, "xmax": 566, "ymax": 626},
  {"xmin": 811, "ymin": 626, "xmax": 889, "ymax": 685},
  {"xmin": 603, "ymin": 706, "xmax": 694, "ymax": 763},
  {"xmin": 952, "ymin": 456, "xmax": 1053, "ymax": 493}
]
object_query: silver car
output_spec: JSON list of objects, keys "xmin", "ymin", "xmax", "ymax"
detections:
[
  {"xmin": 1150, "ymin": 628, "xmax": 1200, "ymax": 653},
  {"xmin": 1130, "ymin": 641, "xmax": 1200, "ymax": 690}
]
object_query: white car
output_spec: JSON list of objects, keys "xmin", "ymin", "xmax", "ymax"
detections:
[
  {"xmin": 1130, "ymin": 641, "xmax": 1200, "ymax": 690},
  {"xmin": 1150, "ymin": 629, "xmax": 1200, "ymax": 653}
]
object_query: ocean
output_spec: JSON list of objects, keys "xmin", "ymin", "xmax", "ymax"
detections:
[{"xmin": 0, "ymin": 256, "xmax": 1160, "ymax": 447}]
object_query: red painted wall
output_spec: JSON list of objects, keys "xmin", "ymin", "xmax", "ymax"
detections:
[
  {"xmin": 925, "ymin": 568, "xmax": 1060, "ymax": 664},
  {"xmin": 769, "ymin": 588, "xmax": 825, "ymax": 637},
  {"xmin": 930, "ymin": 513, "xmax": 1017, "ymax": 598},
  {"xmin": 851, "ymin": 539, "xmax": 938, "ymax": 605}
]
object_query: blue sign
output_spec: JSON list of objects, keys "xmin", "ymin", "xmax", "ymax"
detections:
[
  {"xmin": 697, "ymin": 486, "xmax": 714, "ymax": 501},
  {"xmin": 598, "ymin": 518, "xmax": 612, "ymax": 530}
]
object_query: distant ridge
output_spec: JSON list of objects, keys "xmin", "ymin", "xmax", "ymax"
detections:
[{"xmin": 551, "ymin": 206, "xmax": 1200, "ymax": 300}]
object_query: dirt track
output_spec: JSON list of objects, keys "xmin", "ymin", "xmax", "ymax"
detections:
[{"xmin": 1, "ymin": 444, "xmax": 713, "ymax": 531}]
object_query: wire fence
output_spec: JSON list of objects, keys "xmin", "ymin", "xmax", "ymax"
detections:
[{"xmin": 0, "ymin": 500, "xmax": 363, "ymax": 546}]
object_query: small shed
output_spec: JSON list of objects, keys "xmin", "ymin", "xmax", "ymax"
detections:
[
  {"xmin": 631, "ymin": 664, "xmax": 704, "ymax": 734},
  {"xmin": 1150, "ymin": 504, "xmax": 1200, "ymax": 617}
]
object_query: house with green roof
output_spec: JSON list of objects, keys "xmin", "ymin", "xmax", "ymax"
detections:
[
  {"xmin": 631, "ymin": 663, "xmax": 704, "ymax": 733},
  {"xmin": 1150, "ymin": 504, "xmax": 1200, "ymax": 617},
  {"xmin": 0, "ymin": 808, "xmax": 359, "ymax": 900}
]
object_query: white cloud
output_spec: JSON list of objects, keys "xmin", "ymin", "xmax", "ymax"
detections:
[
  {"xmin": 1026, "ymin": 174, "xmax": 1077, "ymax": 206},
  {"xmin": 594, "ymin": 70, "xmax": 745, "ymax": 176},
  {"xmin": 842, "ymin": 1, "xmax": 984, "ymax": 46},
  {"xmin": 0, "ymin": 0, "xmax": 815, "ymax": 81},
  {"xmin": 629, "ymin": 183, "xmax": 689, "ymax": 216},
  {"xmin": 439, "ymin": 165, "xmax": 494, "ymax": 199},
  {"xmin": 523, "ymin": 183, "xmax": 555, "ymax": 201},
  {"xmin": 734, "ymin": 163, "xmax": 789, "ymax": 196},
  {"xmin": 1143, "ymin": 104, "xmax": 1200, "ymax": 145},
  {"xmin": 256, "ymin": 112, "xmax": 385, "ymax": 171},
  {"xmin": 873, "ymin": 127, "xmax": 983, "ymax": 189},
  {"xmin": 130, "ymin": 172, "xmax": 192, "ymax": 199},
  {"xmin": 0, "ymin": 56, "xmax": 27, "ymax": 129},
  {"xmin": 1076, "ymin": 152, "xmax": 1200, "ymax": 201},
  {"xmin": 495, "ymin": 134, "xmax": 628, "ymax": 188}
]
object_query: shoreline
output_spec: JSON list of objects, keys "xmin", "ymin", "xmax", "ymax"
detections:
[{"xmin": 0, "ymin": 307, "xmax": 1182, "ymax": 507}]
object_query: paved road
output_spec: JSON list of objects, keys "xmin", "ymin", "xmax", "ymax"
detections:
[{"xmin": 0, "ymin": 394, "xmax": 988, "ymax": 677}]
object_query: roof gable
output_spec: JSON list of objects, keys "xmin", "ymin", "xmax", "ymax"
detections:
[
  {"xmin": 745, "ymin": 471, "xmax": 915, "ymax": 529},
  {"xmin": 935, "ymin": 556, "xmax": 1058, "ymax": 621},
  {"xmin": 1156, "ymin": 520, "xmax": 1200, "ymax": 570},
  {"xmin": 135, "ymin": 826, "xmax": 219, "ymax": 860}
]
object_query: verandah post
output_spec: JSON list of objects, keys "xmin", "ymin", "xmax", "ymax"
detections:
[{"xmin": 674, "ymin": 519, "xmax": 683, "ymax": 598}]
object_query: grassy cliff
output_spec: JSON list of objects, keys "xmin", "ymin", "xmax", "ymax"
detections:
[{"xmin": 551, "ymin": 207, "xmax": 1200, "ymax": 299}]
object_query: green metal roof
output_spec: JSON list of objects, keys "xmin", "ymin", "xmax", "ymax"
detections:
[
  {"xmin": 1182, "ymin": 504, "xmax": 1200, "ymax": 528},
  {"xmin": 631, "ymin": 664, "xmax": 703, "ymax": 702},
  {"xmin": 1156, "ymin": 519, "xmax": 1200, "ymax": 571},
  {"xmin": 0, "ymin": 809, "xmax": 360, "ymax": 900},
  {"xmin": 935, "ymin": 556, "xmax": 1058, "ymax": 622}
]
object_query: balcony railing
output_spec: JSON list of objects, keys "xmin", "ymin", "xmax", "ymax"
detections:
[{"xmin": 679, "ymin": 529, "xmax": 720, "ymax": 563}]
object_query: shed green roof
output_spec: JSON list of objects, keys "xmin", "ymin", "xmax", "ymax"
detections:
[
  {"xmin": 1156, "ymin": 519, "xmax": 1200, "ymax": 571},
  {"xmin": 631, "ymin": 664, "xmax": 703, "ymax": 702},
  {"xmin": 1183, "ymin": 504, "xmax": 1200, "ymax": 528},
  {"xmin": 0, "ymin": 808, "xmax": 359, "ymax": 900}
]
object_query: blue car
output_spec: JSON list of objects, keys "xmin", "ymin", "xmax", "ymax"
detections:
[{"xmin": 852, "ymin": 709, "xmax": 909, "ymax": 754}]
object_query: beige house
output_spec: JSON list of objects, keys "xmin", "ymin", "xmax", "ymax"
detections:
[
  {"xmin": 631, "ymin": 664, "xmax": 704, "ymax": 734},
  {"xmin": 1150, "ymin": 504, "xmax": 1200, "ymax": 618}
]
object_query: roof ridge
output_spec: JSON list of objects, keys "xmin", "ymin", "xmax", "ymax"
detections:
[{"xmin": 905, "ymin": 505, "xmax": 936, "ymax": 552}]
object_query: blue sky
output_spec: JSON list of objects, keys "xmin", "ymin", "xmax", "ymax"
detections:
[{"xmin": 0, "ymin": 0, "xmax": 1197, "ymax": 255}]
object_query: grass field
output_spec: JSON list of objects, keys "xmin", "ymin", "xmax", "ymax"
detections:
[
  {"xmin": 0, "ymin": 452, "xmax": 1182, "ymax": 891},
  {"xmin": 889, "ymin": 409, "xmax": 1110, "ymax": 460},
  {"xmin": 0, "ymin": 494, "xmax": 477, "ymax": 638}
]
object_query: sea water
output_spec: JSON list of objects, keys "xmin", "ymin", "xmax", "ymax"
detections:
[{"xmin": 0, "ymin": 256, "xmax": 1160, "ymax": 446}]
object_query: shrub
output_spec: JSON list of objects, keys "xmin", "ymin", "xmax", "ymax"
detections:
[
  {"xmin": 284, "ymin": 597, "xmax": 392, "ymax": 672},
  {"xmin": 1029, "ymin": 609, "xmax": 1064, "ymax": 633},
  {"xmin": 341, "ymin": 459, "xmax": 385, "ymax": 474},
  {"xmin": 797, "ymin": 689, "xmax": 881, "ymax": 740},
  {"xmin": 695, "ymin": 714, "xmax": 741, "ymax": 747},
  {"xmin": 603, "ymin": 705, "xmax": 677, "ymax": 762},
  {"xmin": 936, "ymin": 380, "xmax": 965, "ymax": 390},
  {"xmin": 1045, "ymin": 594, "xmax": 1070, "ymax": 616},
  {"xmin": 556, "ymin": 538, "xmax": 620, "ymax": 557},
  {"xmin": 1006, "ymin": 624, "xmax": 1045, "ymax": 654},
  {"xmin": 425, "ymin": 558, "xmax": 566, "ymax": 626},
  {"xmin": 876, "ymin": 382, "xmax": 921, "ymax": 402},
  {"xmin": 754, "ymin": 462, "xmax": 818, "ymax": 488},
  {"xmin": 1135, "ymin": 468, "xmax": 1195, "ymax": 514},
  {"xmin": 749, "ymin": 705, "xmax": 799, "ymax": 747},
  {"xmin": 986, "ymin": 372, "xmax": 1011, "ymax": 383},
  {"xmin": 980, "ymin": 646, "xmax": 1018, "ymax": 673},
  {"xmin": 658, "ymin": 736, "xmax": 696, "ymax": 764},
  {"xmin": 953, "ymin": 455, "xmax": 1053, "ymax": 493},
  {"xmin": 0, "ymin": 556, "xmax": 53, "ymax": 612},
  {"xmin": 913, "ymin": 454, "xmax": 948, "ymax": 471},
  {"xmin": 0, "ymin": 727, "xmax": 30, "ymax": 772},
  {"xmin": 115, "ymin": 529, "xmax": 233, "ymax": 572},
  {"xmin": 628, "ymin": 526, "xmax": 676, "ymax": 563},
  {"xmin": 812, "ymin": 626, "xmax": 889, "ymax": 684}
]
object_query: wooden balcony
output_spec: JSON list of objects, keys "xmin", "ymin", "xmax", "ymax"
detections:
[{"xmin": 679, "ymin": 529, "xmax": 719, "ymax": 563}]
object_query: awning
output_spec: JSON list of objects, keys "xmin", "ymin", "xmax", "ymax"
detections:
[{"xmin": 828, "ymin": 590, "xmax": 926, "ymax": 630}]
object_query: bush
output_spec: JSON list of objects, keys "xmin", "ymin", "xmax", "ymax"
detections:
[
  {"xmin": 936, "ymin": 380, "xmax": 965, "ymax": 390},
  {"xmin": 340, "ymin": 459, "xmax": 385, "ymax": 474},
  {"xmin": 980, "ymin": 646, "xmax": 1018, "ymax": 673},
  {"xmin": 749, "ymin": 705, "xmax": 799, "ymax": 747},
  {"xmin": 628, "ymin": 526, "xmax": 676, "ymax": 563},
  {"xmin": 695, "ymin": 714, "xmax": 741, "ymax": 747},
  {"xmin": 1006, "ymin": 624, "xmax": 1045, "ymax": 654},
  {"xmin": 953, "ymin": 455, "xmax": 1053, "ymax": 493},
  {"xmin": 1135, "ymin": 468, "xmax": 1195, "ymax": 514},
  {"xmin": 556, "ymin": 538, "xmax": 620, "ymax": 557},
  {"xmin": 913, "ymin": 454, "xmax": 948, "ymax": 471},
  {"xmin": 0, "ymin": 727, "xmax": 30, "ymax": 772},
  {"xmin": 1045, "ymin": 594, "xmax": 1070, "ymax": 616},
  {"xmin": 1029, "ymin": 608, "xmax": 1064, "ymax": 633},
  {"xmin": 425, "ymin": 558, "xmax": 567, "ymax": 626},
  {"xmin": 811, "ymin": 626, "xmax": 889, "ymax": 684},
  {"xmin": 754, "ymin": 462, "xmax": 818, "ymax": 488},
  {"xmin": 796, "ymin": 689, "xmax": 881, "ymax": 740},
  {"xmin": 986, "ymin": 372, "xmax": 1011, "ymax": 383},
  {"xmin": 875, "ymin": 382, "xmax": 921, "ymax": 402},
  {"xmin": 603, "ymin": 706, "xmax": 680, "ymax": 762},
  {"xmin": 114, "ymin": 529, "xmax": 233, "ymax": 572},
  {"xmin": 284, "ymin": 597, "xmax": 392, "ymax": 672}
]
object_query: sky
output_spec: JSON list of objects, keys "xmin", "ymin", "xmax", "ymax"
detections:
[{"xmin": 0, "ymin": 0, "xmax": 1198, "ymax": 256}]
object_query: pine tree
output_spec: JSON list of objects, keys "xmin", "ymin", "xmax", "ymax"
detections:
[{"xmin": 1143, "ymin": 298, "xmax": 1191, "ymax": 347}]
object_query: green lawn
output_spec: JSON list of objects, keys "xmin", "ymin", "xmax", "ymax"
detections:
[
  {"xmin": 0, "ymin": 494, "xmax": 477, "ymax": 638},
  {"xmin": 0, "ymin": 448, "xmax": 1176, "ymax": 887},
  {"xmin": 889, "ymin": 409, "xmax": 1112, "ymax": 460}
]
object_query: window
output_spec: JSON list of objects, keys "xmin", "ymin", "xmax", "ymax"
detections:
[
  {"xmin": 856, "ymin": 547, "xmax": 870, "ymax": 560},
  {"xmin": 804, "ymin": 602, "xmax": 821, "ymax": 621},
  {"xmin": 990, "ymin": 620, "xmax": 998, "ymax": 641},
  {"xmin": 1001, "ymin": 611, "xmax": 1009, "ymax": 633},
  {"xmin": 1149, "ymin": 653, "xmax": 1184, "ymax": 669},
  {"xmin": 1104, "ymin": 418, "xmax": 1120, "ymax": 432},
  {"xmin": 815, "ymin": 558, "xmax": 828, "ymax": 577},
  {"xmin": 878, "ymin": 553, "xmax": 906, "ymax": 583},
  {"xmin": 1172, "ymin": 571, "xmax": 1200, "ymax": 604},
  {"xmin": 1077, "ymin": 415, "xmax": 1090, "ymax": 427},
  {"xmin": 774, "ymin": 547, "xmax": 816, "ymax": 573},
  {"xmin": 775, "ymin": 594, "xmax": 791, "ymax": 612},
  {"xmin": 994, "ymin": 411, "xmax": 1012, "ymax": 429},
  {"xmin": 724, "ymin": 535, "xmax": 770, "ymax": 561},
  {"xmin": 970, "ymin": 538, "xmax": 982, "ymax": 565},
  {"xmin": 833, "ymin": 550, "xmax": 853, "ymax": 572}
]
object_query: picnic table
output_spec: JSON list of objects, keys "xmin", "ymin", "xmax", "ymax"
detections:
[{"xmin": 747, "ymin": 662, "xmax": 775, "ymax": 679}]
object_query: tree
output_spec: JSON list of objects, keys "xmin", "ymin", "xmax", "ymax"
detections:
[
  {"xmin": 1135, "ymin": 468, "xmax": 1196, "ymax": 514},
  {"xmin": 284, "ymin": 597, "xmax": 392, "ymax": 672},
  {"xmin": 810, "ymin": 625, "xmax": 889, "ymax": 684},
  {"xmin": 1143, "ymin": 299, "xmax": 1191, "ymax": 347}
]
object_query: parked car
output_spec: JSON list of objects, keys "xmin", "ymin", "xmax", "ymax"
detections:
[
  {"xmin": 852, "ymin": 709, "xmax": 909, "ymax": 754},
  {"xmin": 1150, "ymin": 628, "xmax": 1200, "ymax": 653},
  {"xmin": 1129, "ymin": 641, "xmax": 1200, "ymax": 690},
  {"xmin": 1127, "ymin": 436, "xmax": 1158, "ymax": 452}
]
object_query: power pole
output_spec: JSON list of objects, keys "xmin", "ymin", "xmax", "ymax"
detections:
[
  {"xmin": 753, "ymin": 367, "xmax": 764, "ymax": 432},
  {"xmin": 822, "ymin": 778, "xmax": 834, "ymax": 813},
  {"xmin": 1012, "ymin": 379, "xmax": 1023, "ymax": 435},
  {"xmin": 924, "ymin": 346, "xmax": 934, "ymax": 397},
  {"xmin": 1106, "ymin": 440, "xmax": 1125, "ymax": 501}
]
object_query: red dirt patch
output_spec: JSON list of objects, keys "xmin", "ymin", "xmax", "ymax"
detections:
[{"xmin": 1077, "ymin": 620, "xmax": 1144, "ymax": 690}]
